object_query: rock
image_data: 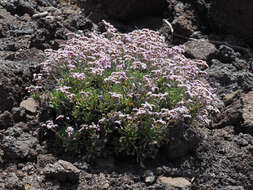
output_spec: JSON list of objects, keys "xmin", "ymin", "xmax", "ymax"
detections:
[
  {"xmin": 43, "ymin": 160, "xmax": 80, "ymax": 182},
  {"xmin": 213, "ymin": 97, "xmax": 242, "ymax": 129},
  {"xmin": 184, "ymin": 39, "xmax": 217, "ymax": 62},
  {"xmin": 157, "ymin": 177, "xmax": 191, "ymax": 189},
  {"xmin": 143, "ymin": 170, "xmax": 156, "ymax": 185},
  {"xmin": 22, "ymin": 175, "xmax": 44, "ymax": 190},
  {"xmin": 223, "ymin": 90, "xmax": 241, "ymax": 106},
  {"xmin": 167, "ymin": 1, "xmax": 201, "ymax": 38},
  {"xmin": 172, "ymin": 15, "xmax": 198, "ymax": 36},
  {"xmin": 5, "ymin": 172, "xmax": 23, "ymax": 190},
  {"xmin": 1, "ymin": 127, "xmax": 39, "ymax": 160},
  {"xmin": 12, "ymin": 107, "xmax": 26, "ymax": 122},
  {"xmin": 77, "ymin": 0, "xmax": 167, "ymax": 21},
  {"xmin": 32, "ymin": 11, "xmax": 48, "ymax": 19},
  {"xmin": 232, "ymin": 58, "xmax": 249, "ymax": 71},
  {"xmin": 224, "ymin": 186, "xmax": 245, "ymax": 190},
  {"xmin": 37, "ymin": 154, "xmax": 57, "ymax": 168},
  {"xmin": 161, "ymin": 123, "xmax": 200, "ymax": 160},
  {"xmin": 0, "ymin": 111, "xmax": 13, "ymax": 129},
  {"xmin": 241, "ymin": 91, "xmax": 253, "ymax": 134},
  {"xmin": 214, "ymin": 91, "xmax": 253, "ymax": 135},
  {"xmin": 207, "ymin": 59, "xmax": 253, "ymax": 95},
  {"xmin": 209, "ymin": 0, "xmax": 253, "ymax": 46},
  {"xmin": 0, "ymin": 84, "xmax": 15, "ymax": 112},
  {"xmin": 0, "ymin": 60, "xmax": 33, "ymax": 112},
  {"xmin": 20, "ymin": 98, "xmax": 39, "ymax": 113},
  {"xmin": 0, "ymin": 148, "xmax": 4, "ymax": 164},
  {"xmin": 73, "ymin": 160, "xmax": 89, "ymax": 170},
  {"xmin": 218, "ymin": 45, "xmax": 237, "ymax": 63}
]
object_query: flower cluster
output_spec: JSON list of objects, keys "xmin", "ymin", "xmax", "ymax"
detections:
[{"xmin": 30, "ymin": 20, "xmax": 219, "ymax": 163}]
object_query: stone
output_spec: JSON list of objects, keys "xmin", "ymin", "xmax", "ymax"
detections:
[
  {"xmin": 157, "ymin": 177, "xmax": 191, "ymax": 189},
  {"xmin": 43, "ymin": 160, "xmax": 80, "ymax": 182},
  {"xmin": 184, "ymin": 39, "xmax": 217, "ymax": 61},
  {"xmin": 161, "ymin": 123, "xmax": 200, "ymax": 160},
  {"xmin": 224, "ymin": 186, "xmax": 245, "ymax": 190},
  {"xmin": 207, "ymin": 59, "xmax": 253, "ymax": 95},
  {"xmin": 218, "ymin": 45, "xmax": 236, "ymax": 63},
  {"xmin": 168, "ymin": 1, "xmax": 201, "ymax": 38},
  {"xmin": 5, "ymin": 172, "xmax": 23, "ymax": 190},
  {"xmin": 23, "ymin": 175, "xmax": 44, "ymax": 190},
  {"xmin": 32, "ymin": 11, "xmax": 48, "ymax": 19},
  {"xmin": 37, "ymin": 154, "xmax": 57, "ymax": 168},
  {"xmin": 1, "ymin": 127, "xmax": 39, "ymax": 160},
  {"xmin": 144, "ymin": 170, "xmax": 156, "ymax": 185},
  {"xmin": 20, "ymin": 98, "xmax": 39, "ymax": 113},
  {"xmin": 0, "ymin": 111, "xmax": 13, "ymax": 129},
  {"xmin": 223, "ymin": 90, "xmax": 241, "ymax": 106},
  {"xmin": 12, "ymin": 107, "xmax": 26, "ymax": 123},
  {"xmin": 241, "ymin": 91, "xmax": 253, "ymax": 134},
  {"xmin": 214, "ymin": 91, "xmax": 253, "ymax": 135}
]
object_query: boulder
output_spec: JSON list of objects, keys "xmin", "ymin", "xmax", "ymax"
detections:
[{"xmin": 184, "ymin": 39, "xmax": 217, "ymax": 62}]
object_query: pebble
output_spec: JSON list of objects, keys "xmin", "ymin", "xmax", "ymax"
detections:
[{"xmin": 32, "ymin": 11, "xmax": 48, "ymax": 19}]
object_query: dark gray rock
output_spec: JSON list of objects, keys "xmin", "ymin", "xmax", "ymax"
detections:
[
  {"xmin": 218, "ymin": 45, "xmax": 236, "ymax": 63},
  {"xmin": 241, "ymin": 91, "xmax": 253, "ymax": 135},
  {"xmin": 11, "ymin": 107, "xmax": 26, "ymax": 123},
  {"xmin": 37, "ymin": 154, "xmax": 57, "ymax": 169},
  {"xmin": 0, "ymin": 60, "xmax": 33, "ymax": 112},
  {"xmin": 43, "ymin": 160, "xmax": 80, "ymax": 182},
  {"xmin": 1, "ymin": 127, "xmax": 39, "ymax": 160},
  {"xmin": 143, "ymin": 170, "xmax": 156, "ymax": 185},
  {"xmin": 0, "ymin": 111, "xmax": 13, "ymax": 129},
  {"xmin": 207, "ymin": 59, "xmax": 253, "ymax": 95},
  {"xmin": 5, "ymin": 172, "xmax": 23, "ymax": 190},
  {"xmin": 161, "ymin": 123, "xmax": 200, "ymax": 160}
]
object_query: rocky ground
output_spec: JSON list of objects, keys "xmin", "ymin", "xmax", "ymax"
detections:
[{"xmin": 0, "ymin": 0, "xmax": 252, "ymax": 189}]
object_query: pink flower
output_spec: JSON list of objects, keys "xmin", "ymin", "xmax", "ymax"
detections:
[{"xmin": 66, "ymin": 127, "xmax": 74, "ymax": 136}]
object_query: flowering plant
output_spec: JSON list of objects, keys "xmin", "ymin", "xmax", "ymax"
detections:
[{"xmin": 28, "ymin": 21, "xmax": 219, "ymax": 163}]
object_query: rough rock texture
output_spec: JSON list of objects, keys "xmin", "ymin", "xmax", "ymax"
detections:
[
  {"xmin": 43, "ymin": 160, "xmax": 81, "ymax": 182},
  {"xmin": 1, "ymin": 126, "xmax": 40, "ymax": 160},
  {"xmin": 0, "ymin": 61, "xmax": 34, "ymax": 112},
  {"xmin": 184, "ymin": 39, "xmax": 217, "ymax": 62},
  {"xmin": 207, "ymin": 59, "xmax": 253, "ymax": 95},
  {"xmin": 209, "ymin": 0, "xmax": 253, "ymax": 46},
  {"xmin": 241, "ymin": 91, "xmax": 253, "ymax": 134}
]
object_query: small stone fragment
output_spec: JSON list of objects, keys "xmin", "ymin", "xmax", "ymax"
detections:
[
  {"xmin": 20, "ymin": 98, "xmax": 38, "ymax": 113},
  {"xmin": 32, "ymin": 11, "xmax": 48, "ymax": 19},
  {"xmin": 157, "ymin": 176, "xmax": 191, "ymax": 189}
]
